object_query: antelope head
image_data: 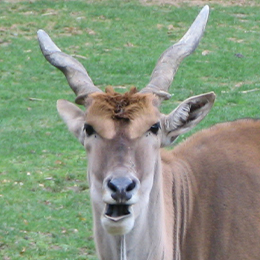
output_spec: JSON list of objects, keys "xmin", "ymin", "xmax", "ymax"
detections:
[{"xmin": 38, "ymin": 5, "xmax": 214, "ymax": 236}]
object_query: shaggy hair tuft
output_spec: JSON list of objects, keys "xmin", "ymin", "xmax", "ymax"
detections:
[{"xmin": 88, "ymin": 86, "xmax": 156, "ymax": 121}]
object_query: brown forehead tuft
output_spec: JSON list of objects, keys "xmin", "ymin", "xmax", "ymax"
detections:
[
  {"xmin": 85, "ymin": 87, "xmax": 160, "ymax": 139},
  {"xmin": 87, "ymin": 86, "xmax": 158, "ymax": 121}
]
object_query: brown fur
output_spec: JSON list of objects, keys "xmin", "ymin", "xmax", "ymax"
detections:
[
  {"xmin": 85, "ymin": 87, "xmax": 160, "ymax": 139},
  {"xmin": 161, "ymin": 118, "xmax": 260, "ymax": 259},
  {"xmin": 87, "ymin": 86, "xmax": 157, "ymax": 120}
]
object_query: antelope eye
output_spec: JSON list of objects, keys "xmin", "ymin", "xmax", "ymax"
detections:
[
  {"xmin": 84, "ymin": 124, "xmax": 95, "ymax": 136},
  {"xmin": 149, "ymin": 122, "xmax": 161, "ymax": 135}
]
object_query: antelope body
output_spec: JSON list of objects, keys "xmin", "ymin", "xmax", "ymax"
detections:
[{"xmin": 38, "ymin": 6, "xmax": 260, "ymax": 260}]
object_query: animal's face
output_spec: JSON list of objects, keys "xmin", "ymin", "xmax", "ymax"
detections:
[
  {"xmin": 57, "ymin": 87, "xmax": 215, "ymax": 235},
  {"xmin": 84, "ymin": 89, "xmax": 160, "ymax": 235}
]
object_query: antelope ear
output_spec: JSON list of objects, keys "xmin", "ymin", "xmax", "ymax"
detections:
[
  {"xmin": 57, "ymin": 99, "xmax": 86, "ymax": 145},
  {"xmin": 161, "ymin": 92, "xmax": 215, "ymax": 147}
]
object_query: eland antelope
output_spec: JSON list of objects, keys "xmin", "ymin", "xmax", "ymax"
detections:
[{"xmin": 37, "ymin": 5, "xmax": 260, "ymax": 260}]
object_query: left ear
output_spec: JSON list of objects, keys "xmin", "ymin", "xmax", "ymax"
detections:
[
  {"xmin": 161, "ymin": 92, "xmax": 215, "ymax": 147},
  {"xmin": 57, "ymin": 99, "xmax": 86, "ymax": 145}
]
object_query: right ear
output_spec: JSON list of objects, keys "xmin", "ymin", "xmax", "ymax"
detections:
[
  {"xmin": 160, "ymin": 92, "xmax": 215, "ymax": 147},
  {"xmin": 57, "ymin": 99, "xmax": 86, "ymax": 145}
]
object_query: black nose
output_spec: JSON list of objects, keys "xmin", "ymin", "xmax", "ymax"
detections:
[{"xmin": 107, "ymin": 177, "xmax": 136, "ymax": 203}]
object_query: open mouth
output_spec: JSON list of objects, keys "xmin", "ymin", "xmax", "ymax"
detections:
[{"xmin": 104, "ymin": 204, "xmax": 132, "ymax": 222}]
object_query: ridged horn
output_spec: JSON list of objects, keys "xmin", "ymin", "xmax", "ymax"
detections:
[
  {"xmin": 37, "ymin": 29, "xmax": 102, "ymax": 105},
  {"xmin": 140, "ymin": 5, "xmax": 210, "ymax": 102}
]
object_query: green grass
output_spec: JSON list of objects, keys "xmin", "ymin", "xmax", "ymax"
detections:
[{"xmin": 0, "ymin": 0, "xmax": 259, "ymax": 259}]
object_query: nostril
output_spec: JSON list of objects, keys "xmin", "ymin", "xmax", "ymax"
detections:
[
  {"xmin": 126, "ymin": 180, "xmax": 136, "ymax": 192},
  {"xmin": 107, "ymin": 177, "xmax": 137, "ymax": 202},
  {"xmin": 107, "ymin": 179, "xmax": 118, "ymax": 193}
]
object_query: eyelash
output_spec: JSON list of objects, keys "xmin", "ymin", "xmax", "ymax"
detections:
[{"xmin": 84, "ymin": 122, "xmax": 160, "ymax": 137}]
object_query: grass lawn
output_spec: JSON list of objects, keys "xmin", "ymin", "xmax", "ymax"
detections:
[{"xmin": 0, "ymin": 0, "xmax": 259, "ymax": 259}]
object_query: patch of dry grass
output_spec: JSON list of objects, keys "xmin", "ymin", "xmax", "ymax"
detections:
[{"xmin": 140, "ymin": 0, "xmax": 260, "ymax": 7}]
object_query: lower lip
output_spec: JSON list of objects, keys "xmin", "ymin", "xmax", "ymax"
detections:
[{"xmin": 104, "ymin": 212, "xmax": 132, "ymax": 222}]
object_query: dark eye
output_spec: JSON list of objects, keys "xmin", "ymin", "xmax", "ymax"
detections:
[
  {"xmin": 83, "ymin": 124, "xmax": 95, "ymax": 136},
  {"xmin": 149, "ymin": 122, "xmax": 161, "ymax": 135}
]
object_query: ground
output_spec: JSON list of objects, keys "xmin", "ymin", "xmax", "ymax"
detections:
[
  {"xmin": 140, "ymin": 0, "xmax": 259, "ymax": 6},
  {"xmin": 3, "ymin": 0, "xmax": 260, "ymax": 6}
]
